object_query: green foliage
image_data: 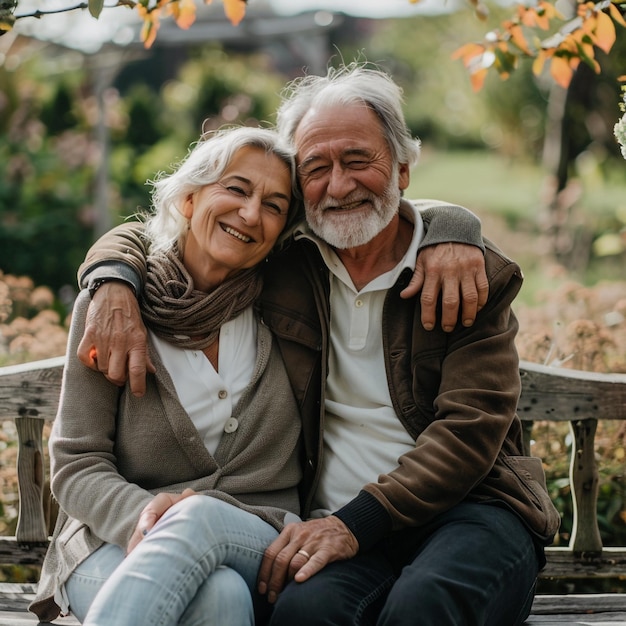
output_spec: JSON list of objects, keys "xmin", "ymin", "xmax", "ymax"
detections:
[
  {"xmin": 88, "ymin": 0, "xmax": 105, "ymax": 19},
  {"xmin": 545, "ymin": 464, "xmax": 626, "ymax": 548},
  {"xmin": 0, "ymin": 64, "xmax": 94, "ymax": 293},
  {"xmin": 366, "ymin": 12, "xmax": 519, "ymax": 151},
  {"xmin": 124, "ymin": 84, "xmax": 165, "ymax": 149},
  {"xmin": 0, "ymin": 44, "xmax": 288, "ymax": 293},
  {"xmin": 174, "ymin": 47, "xmax": 284, "ymax": 137},
  {"xmin": 406, "ymin": 148, "xmax": 626, "ymax": 298},
  {"xmin": 108, "ymin": 47, "xmax": 286, "ymax": 221},
  {"xmin": 367, "ymin": 8, "xmax": 625, "ymax": 166},
  {"xmin": 39, "ymin": 82, "xmax": 78, "ymax": 134}
]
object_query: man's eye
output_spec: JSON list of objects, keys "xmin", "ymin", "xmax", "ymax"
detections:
[
  {"xmin": 300, "ymin": 164, "xmax": 329, "ymax": 178},
  {"xmin": 346, "ymin": 160, "xmax": 369, "ymax": 169}
]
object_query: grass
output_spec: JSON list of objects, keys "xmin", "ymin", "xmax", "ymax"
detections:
[
  {"xmin": 409, "ymin": 147, "xmax": 626, "ymax": 220},
  {"xmin": 408, "ymin": 148, "xmax": 547, "ymax": 220},
  {"xmin": 406, "ymin": 147, "xmax": 626, "ymax": 305}
]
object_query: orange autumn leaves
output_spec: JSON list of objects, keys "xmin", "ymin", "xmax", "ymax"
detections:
[
  {"xmin": 130, "ymin": 0, "xmax": 246, "ymax": 49},
  {"xmin": 88, "ymin": 0, "xmax": 623, "ymax": 92},
  {"xmin": 453, "ymin": 0, "xmax": 626, "ymax": 91}
]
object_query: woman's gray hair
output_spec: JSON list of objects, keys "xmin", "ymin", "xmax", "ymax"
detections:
[
  {"xmin": 143, "ymin": 126, "xmax": 301, "ymax": 253},
  {"xmin": 276, "ymin": 62, "xmax": 421, "ymax": 168}
]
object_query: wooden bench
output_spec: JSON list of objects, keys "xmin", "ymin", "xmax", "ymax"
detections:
[
  {"xmin": 0, "ymin": 357, "xmax": 625, "ymax": 624},
  {"xmin": 0, "ymin": 356, "xmax": 75, "ymax": 626}
]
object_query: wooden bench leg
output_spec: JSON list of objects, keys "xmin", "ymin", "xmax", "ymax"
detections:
[
  {"xmin": 569, "ymin": 419, "xmax": 602, "ymax": 556},
  {"xmin": 15, "ymin": 417, "xmax": 48, "ymax": 546}
]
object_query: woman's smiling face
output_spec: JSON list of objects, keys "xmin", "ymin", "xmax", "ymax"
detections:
[{"xmin": 180, "ymin": 146, "xmax": 292, "ymax": 291}]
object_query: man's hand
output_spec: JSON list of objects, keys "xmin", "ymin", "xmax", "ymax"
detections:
[
  {"xmin": 401, "ymin": 243, "xmax": 489, "ymax": 332},
  {"xmin": 77, "ymin": 281, "xmax": 155, "ymax": 397},
  {"xmin": 127, "ymin": 489, "xmax": 196, "ymax": 554},
  {"xmin": 257, "ymin": 516, "xmax": 358, "ymax": 603}
]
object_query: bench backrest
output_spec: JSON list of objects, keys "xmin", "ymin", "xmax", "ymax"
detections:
[
  {"xmin": 0, "ymin": 356, "xmax": 64, "ymax": 564},
  {"xmin": 517, "ymin": 360, "xmax": 626, "ymax": 580},
  {"xmin": 1, "ymin": 356, "xmax": 626, "ymax": 581}
]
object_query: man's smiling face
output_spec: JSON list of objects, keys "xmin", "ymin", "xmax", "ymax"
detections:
[{"xmin": 294, "ymin": 103, "xmax": 409, "ymax": 249}]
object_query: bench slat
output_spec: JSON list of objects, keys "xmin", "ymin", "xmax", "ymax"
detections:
[
  {"xmin": 0, "ymin": 356, "xmax": 64, "ymax": 422},
  {"xmin": 518, "ymin": 359, "xmax": 626, "ymax": 423},
  {"xmin": 531, "ymin": 592, "xmax": 626, "ymax": 614},
  {"xmin": 0, "ymin": 538, "xmax": 47, "ymax": 566},
  {"xmin": 541, "ymin": 547, "xmax": 626, "ymax": 579}
]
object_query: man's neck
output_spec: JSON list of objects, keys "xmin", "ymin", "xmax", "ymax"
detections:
[{"xmin": 334, "ymin": 214, "xmax": 413, "ymax": 292}]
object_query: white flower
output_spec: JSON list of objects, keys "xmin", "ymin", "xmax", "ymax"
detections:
[
  {"xmin": 615, "ymin": 115, "xmax": 626, "ymax": 159},
  {"xmin": 615, "ymin": 88, "xmax": 626, "ymax": 160}
]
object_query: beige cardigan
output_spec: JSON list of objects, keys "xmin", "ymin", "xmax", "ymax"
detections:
[{"xmin": 30, "ymin": 290, "xmax": 302, "ymax": 622}]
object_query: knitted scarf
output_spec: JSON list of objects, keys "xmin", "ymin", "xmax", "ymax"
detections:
[{"xmin": 141, "ymin": 247, "xmax": 262, "ymax": 350}]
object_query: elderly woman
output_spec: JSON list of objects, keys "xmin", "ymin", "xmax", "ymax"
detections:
[{"xmin": 29, "ymin": 126, "xmax": 303, "ymax": 626}]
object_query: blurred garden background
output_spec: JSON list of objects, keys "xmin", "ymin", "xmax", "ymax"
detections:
[{"xmin": 1, "ymin": 0, "xmax": 626, "ymax": 588}]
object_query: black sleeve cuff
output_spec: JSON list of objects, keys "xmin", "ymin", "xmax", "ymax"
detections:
[
  {"xmin": 333, "ymin": 490, "xmax": 393, "ymax": 552},
  {"xmin": 82, "ymin": 262, "xmax": 142, "ymax": 297}
]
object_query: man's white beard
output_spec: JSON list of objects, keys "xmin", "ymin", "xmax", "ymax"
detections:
[{"xmin": 305, "ymin": 178, "xmax": 402, "ymax": 250}]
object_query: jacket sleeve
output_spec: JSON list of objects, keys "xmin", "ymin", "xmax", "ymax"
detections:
[
  {"xmin": 335, "ymin": 246, "xmax": 522, "ymax": 550},
  {"xmin": 77, "ymin": 201, "xmax": 484, "ymax": 294},
  {"xmin": 416, "ymin": 199, "xmax": 485, "ymax": 253},
  {"xmin": 50, "ymin": 290, "xmax": 154, "ymax": 548},
  {"xmin": 77, "ymin": 222, "xmax": 149, "ymax": 293}
]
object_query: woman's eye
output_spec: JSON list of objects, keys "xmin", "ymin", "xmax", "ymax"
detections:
[
  {"xmin": 264, "ymin": 204, "xmax": 279, "ymax": 214},
  {"xmin": 227, "ymin": 186, "xmax": 247, "ymax": 195}
]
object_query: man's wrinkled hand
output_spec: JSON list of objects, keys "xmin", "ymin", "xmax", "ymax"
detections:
[
  {"xmin": 127, "ymin": 489, "xmax": 196, "ymax": 554},
  {"xmin": 77, "ymin": 281, "xmax": 155, "ymax": 396},
  {"xmin": 401, "ymin": 243, "xmax": 488, "ymax": 332},
  {"xmin": 257, "ymin": 516, "xmax": 358, "ymax": 604}
]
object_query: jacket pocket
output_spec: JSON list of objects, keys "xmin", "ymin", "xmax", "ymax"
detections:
[{"xmin": 472, "ymin": 455, "xmax": 561, "ymax": 543}]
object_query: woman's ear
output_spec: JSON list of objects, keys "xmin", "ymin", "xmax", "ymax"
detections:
[{"xmin": 180, "ymin": 194, "xmax": 194, "ymax": 218}]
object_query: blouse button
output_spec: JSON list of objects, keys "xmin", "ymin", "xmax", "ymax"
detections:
[
  {"xmin": 224, "ymin": 417, "xmax": 239, "ymax": 433},
  {"xmin": 218, "ymin": 389, "xmax": 228, "ymax": 399}
]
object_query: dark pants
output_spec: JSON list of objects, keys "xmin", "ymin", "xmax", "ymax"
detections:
[{"xmin": 268, "ymin": 503, "xmax": 540, "ymax": 626}]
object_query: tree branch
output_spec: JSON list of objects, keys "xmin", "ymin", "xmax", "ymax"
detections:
[{"xmin": 15, "ymin": 0, "xmax": 135, "ymax": 20}]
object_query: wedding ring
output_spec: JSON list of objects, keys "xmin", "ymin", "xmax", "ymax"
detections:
[{"xmin": 297, "ymin": 549, "xmax": 311, "ymax": 560}]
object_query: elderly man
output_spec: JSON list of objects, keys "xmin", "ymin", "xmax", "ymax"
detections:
[
  {"xmin": 255, "ymin": 64, "xmax": 558, "ymax": 626},
  {"xmin": 76, "ymin": 64, "xmax": 559, "ymax": 626}
]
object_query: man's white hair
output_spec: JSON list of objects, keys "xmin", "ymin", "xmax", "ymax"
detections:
[{"xmin": 276, "ymin": 62, "xmax": 421, "ymax": 168}]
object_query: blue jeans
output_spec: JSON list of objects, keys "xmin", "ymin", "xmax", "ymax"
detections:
[
  {"xmin": 269, "ymin": 503, "xmax": 541, "ymax": 626},
  {"xmin": 66, "ymin": 495, "xmax": 279, "ymax": 626}
]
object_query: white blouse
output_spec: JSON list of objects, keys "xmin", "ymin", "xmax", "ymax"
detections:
[{"xmin": 149, "ymin": 306, "xmax": 257, "ymax": 455}]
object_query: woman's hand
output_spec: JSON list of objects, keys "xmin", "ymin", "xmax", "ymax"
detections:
[{"xmin": 127, "ymin": 489, "xmax": 197, "ymax": 554}]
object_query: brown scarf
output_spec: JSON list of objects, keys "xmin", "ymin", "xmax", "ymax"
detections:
[{"xmin": 141, "ymin": 247, "xmax": 262, "ymax": 350}]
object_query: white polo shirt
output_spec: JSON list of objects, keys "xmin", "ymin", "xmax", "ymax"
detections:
[{"xmin": 300, "ymin": 202, "xmax": 425, "ymax": 517}]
